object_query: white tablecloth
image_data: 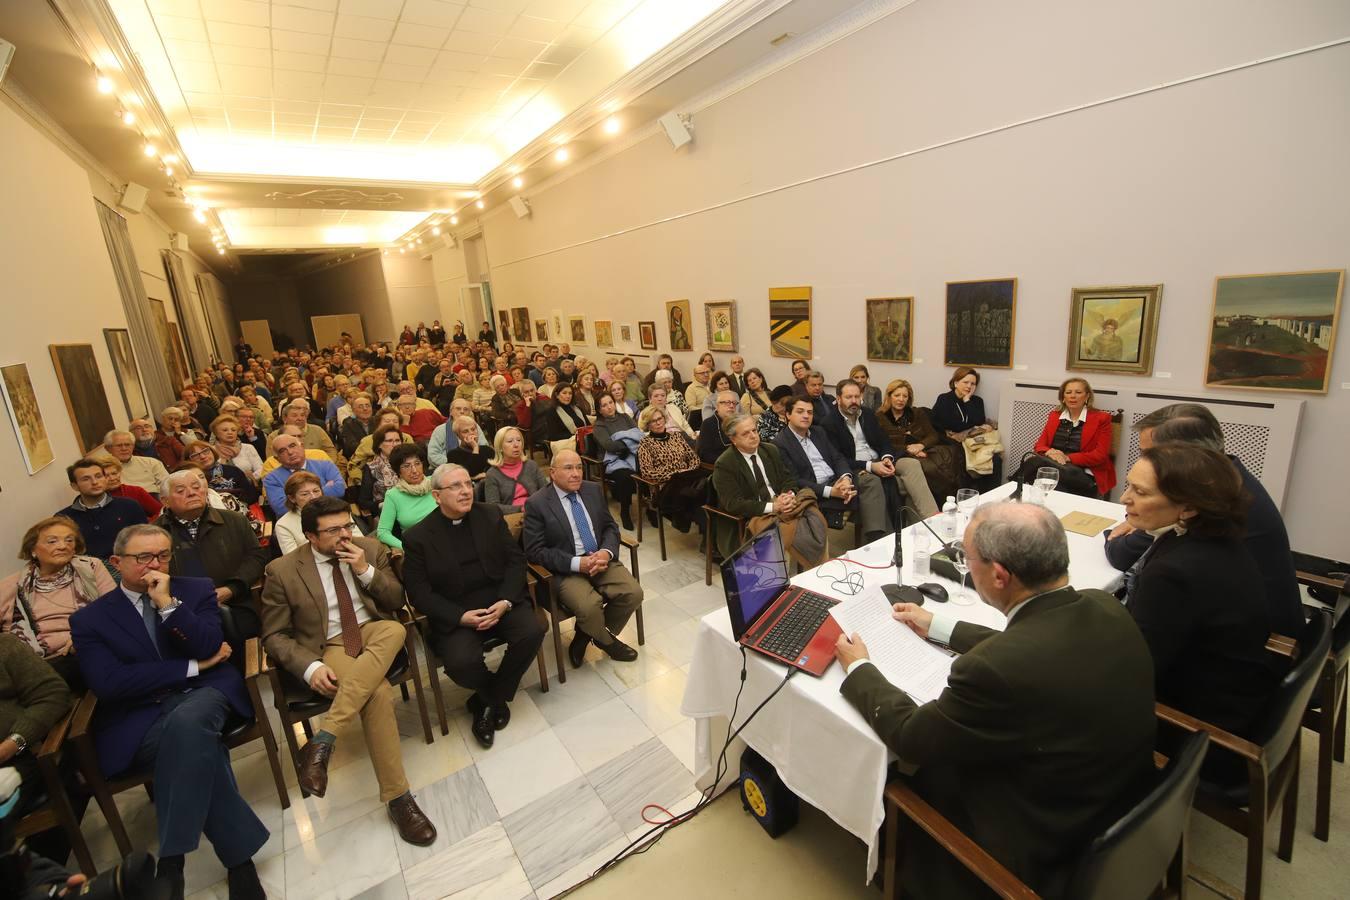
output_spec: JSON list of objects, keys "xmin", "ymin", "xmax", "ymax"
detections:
[{"xmin": 680, "ymin": 482, "xmax": 1127, "ymax": 881}]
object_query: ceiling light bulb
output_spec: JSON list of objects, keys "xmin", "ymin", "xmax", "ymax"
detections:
[
  {"xmin": 96, "ymin": 75, "xmax": 114, "ymax": 94},
  {"xmin": 163, "ymin": 154, "xmax": 178, "ymax": 165},
  {"xmin": 475, "ymin": 199, "xmax": 485, "ymax": 210},
  {"xmin": 450, "ymin": 216, "xmax": 459, "ymax": 226},
  {"xmin": 143, "ymin": 143, "xmax": 157, "ymax": 157},
  {"xmin": 164, "ymin": 166, "xmax": 173, "ymax": 176},
  {"xmin": 603, "ymin": 116, "xmax": 621, "ymax": 135},
  {"xmin": 430, "ymin": 226, "xmax": 440, "ymax": 236},
  {"xmin": 217, "ymin": 248, "xmax": 225, "ymax": 255},
  {"xmin": 193, "ymin": 209, "xmax": 206, "ymax": 223},
  {"xmin": 121, "ymin": 110, "xmax": 136, "ymax": 126},
  {"xmin": 382, "ymin": 250, "xmax": 388, "ymax": 256},
  {"xmin": 399, "ymin": 247, "xmax": 406, "ymax": 254},
  {"xmin": 512, "ymin": 176, "xmax": 524, "ymax": 189},
  {"xmin": 554, "ymin": 147, "xmax": 570, "ymax": 163},
  {"xmin": 416, "ymin": 238, "xmax": 422, "ymax": 245}
]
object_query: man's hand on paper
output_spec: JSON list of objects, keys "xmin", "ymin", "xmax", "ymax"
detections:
[
  {"xmin": 892, "ymin": 603, "xmax": 933, "ymax": 639},
  {"xmin": 834, "ymin": 632, "xmax": 870, "ymax": 669}
]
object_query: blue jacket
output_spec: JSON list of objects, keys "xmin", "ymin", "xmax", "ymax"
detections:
[
  {"xmin": 70, "ymin": 576, "xmax": 251, "ymax": 776},
  {"xmin": 822, "ymin": 406, "xmax": 901, "ymax": 475},
  {"xmin": 773, "ymin": 426, "xmax": 854, "ymax": 496},
  {"xmin": 262, "ymin": 458, "xmax": 345, "ymax": 516}
]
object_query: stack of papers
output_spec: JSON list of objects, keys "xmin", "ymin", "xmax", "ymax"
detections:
[{"xmin": 830, "ymin": 588, "xmax": 954, "ymax": 705}]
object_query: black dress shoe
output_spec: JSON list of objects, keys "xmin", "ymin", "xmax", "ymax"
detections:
[
  {"xmin": 568, "ymin": 632, "xmax": 590, "ymax": 669},
  {"xmin": 158, "ymin": 855, "xmax": 185, "ymax": 900},
  {"xmin": 646, "ymin": 507, "xmax": 660, "ymax": 528},
  {"xmin": 671, "ymin": 514, "xmax": 692, "ymax": 533},
  {"xmin": 466, "ymin": 695, "xmax": 494, "ymax": 748},
  {"xmin": 491, "ymin": 702, "xmax": 511, "ymax": 730},
  {"xmin": 597, "ymin": 637, "xmax": 638, "ymax": 662},
  {"xmin": 227, "ymin": 860, "xmax": 265, "ymax": 900},
  {"xmin": 620, "ymin": 507, "xmax": 635, "ymax": 531}
]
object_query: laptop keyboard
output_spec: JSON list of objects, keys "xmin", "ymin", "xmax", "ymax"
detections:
[{"xmin": 757, "ymin": 592, "xmax": 837, "ymax": 660}]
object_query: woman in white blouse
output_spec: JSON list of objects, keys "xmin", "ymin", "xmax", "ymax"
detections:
[{"xmin": 274, "ymin": 470, "xmax": 362, "ymax": 555}]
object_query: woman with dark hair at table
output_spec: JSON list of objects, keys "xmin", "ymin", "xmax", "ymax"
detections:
[
  {"xmin": 1121, "ymin": 443, "xmax": 1283, "ymax": 781},
  {"xmin": 876, "ymin": 378, "xmax": 962, "ymax": 502},
  {"xmin": 1018, "ymin": 377, "xmax": 1115, "ymax": 498}
]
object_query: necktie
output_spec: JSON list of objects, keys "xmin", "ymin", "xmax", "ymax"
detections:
[
  {"xmin": 750, "ymin": 455, "xmax": 770, "ymax": 503},
  {"xmin": 139, "ymin": 594, "xmax": 162, "ymax": 657},
  {"xmin": 329, "ymin": 559, "xmax": 364, "ymax": 658},
  {"xmin": 566, "ymin": 492, "xmax": 599, "ymax": 555}
]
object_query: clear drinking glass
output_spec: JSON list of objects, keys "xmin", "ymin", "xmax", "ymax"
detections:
[
  {"xmin": 912, "ymin": 531, "xmax": 931, "ymax": 578},
  {"xmin": 949, "ymin": 539, "xmax": 974, "ymax": 606},
  {"xmin": 956, "ymin": 487, "xmax": 979, "ymax": 515},
  {"xmin": 1034, "ymin": 466, "xmax": 1060, "ymax": 502}
]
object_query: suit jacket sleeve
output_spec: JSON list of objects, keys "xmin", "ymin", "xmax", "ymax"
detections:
[
  {"xmin": 948, "ymin": 621, "xmax": 1001, "ymax": 654},
  {"xmin": 402, "ymin": 524, "xmax": 466, "ymax": 631},
  {"xmin": 1104, "ymin": 528, "xmax": 1151, "ymax": 571},
  {"xmin": 696, "ymin": 421, "xmax": 724, "ymax": 465},
  {"xmin": 1, "ymin": 637, "xmax": 71, "ymax": 744},
  {"xmin": 712, "ymin": 454, "xmax": 767, "ymax": 520},
  {"xmin": 523, "ymin": 495, "xmax": 574, "ymax": 574},
  {"xmin": 225, "ymin": 513, "xmax": 268, "ymax": 602},
  {"xmin": 259, "ymin": 559, "xmax": 317, "ymax": 680}
]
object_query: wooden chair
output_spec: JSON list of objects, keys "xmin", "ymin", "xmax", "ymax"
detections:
[
  {"xmin": 70, "ymin": 639, "xmax": 290, "ymax": 857},
  {"xmin": 879, "ymin": 729, "xmax": 1208, "ymax": 900},
  {"xmin": 633, "ymin": 472, "xmax": 668, "ymax": 561},
  {"xmin": 528, "ymin": 536, "xmax": 645, "ymax": 685},
  {"xmin": 1296, "ymin": 569, "xmax": 1349, "ymax": 841},
  {"xmin": 701, "ymin": 467, "xmax": 746, "ymax": 586},
  {"xmin": 1155, "ymin": 610, "xmax": 1331, "ymax": 900},
  {"xmin": 263, "ymin": 627, "xmax": 434, "ymax": 800},
  {"xmin": 12, "ymin": 705, "xmax": 97, "ymax": 875}
]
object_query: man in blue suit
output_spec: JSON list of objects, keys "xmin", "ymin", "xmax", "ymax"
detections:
[{"xmin": 69, "ymin": 524, "xmax": 268, "ymax": 900}]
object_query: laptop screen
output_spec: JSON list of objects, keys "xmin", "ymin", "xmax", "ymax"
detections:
[{"xmin": 720, "ymin": 526, "xmax": 790, "ymax": 640}]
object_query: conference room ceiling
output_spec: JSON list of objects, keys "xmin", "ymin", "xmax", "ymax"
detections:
[{"xmin": 5, "ymin": 0, "xmax": 867, "ymax": 265}]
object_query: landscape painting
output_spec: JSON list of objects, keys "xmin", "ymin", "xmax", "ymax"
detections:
[
  {"xmin": 1205, "ymin": 270, "xmax": 1344, "ymax": 393},
  {"xmin": 944, "ymin": 278, "xmax": 1017, "ymax": 367},
  {"xmin": 0, "ymin": 362, "xmax": 54, "ymax": 474},
  {"xmin": 865, "ymin": 297, "xmax": 913, "ymax": 362},
  {"xmin": 769, "ymin": 286, "xmax": 811, "ymax": 358},
  {"xmin": 49, "ymin": 344, "xmax": 116, "ymax": 454}
]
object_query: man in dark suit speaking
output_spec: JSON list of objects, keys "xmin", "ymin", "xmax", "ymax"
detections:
[
  {"xmin": 834, "ymin": 502, "xmax": 1155, "ymax": 898},
  {"xmin": 523, "ymin": 450, "xmax": 644, "ymax": 669},
  {"xmin": 70, "ymin": 525, "xmax": 267, "ymax": 900}
]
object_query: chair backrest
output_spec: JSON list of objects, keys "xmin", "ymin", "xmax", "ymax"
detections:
[
  {"xmin": 1062, "ymin": 730, "xmax": 1209, "ymax": 900},
  {"xmin": 1250, "ymin": 609, "xmax": 1333, "ymax": 765},
  {"xmin": 1109, "ymin": 409, "xmax": 1124, "ymax": 460},
  {"xmin": 1328, "ymin": 589, "xmax": 1350, "ymax": 665}
]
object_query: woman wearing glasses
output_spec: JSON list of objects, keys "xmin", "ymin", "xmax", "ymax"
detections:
[
  {"xmin": 376, "ymin": 443, "xmax": 437, "ymax": 552},
  {"xmin": 276, "ymin": 471, "xmax": 364, "ymax": 556}
]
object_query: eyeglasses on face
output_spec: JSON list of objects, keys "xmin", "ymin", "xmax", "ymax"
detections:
[
  {"xmin": 315, "ymin": 522, "xmax": 356, "ymax": 537},
  {"xmin": 129, "ymin": 551, "xmax": 173, "ymax": 565}
]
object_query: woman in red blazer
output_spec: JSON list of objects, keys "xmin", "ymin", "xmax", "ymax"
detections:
[{"xmin": 1023, "ymin": 378, "xmax": 1116, "ymax": 497}]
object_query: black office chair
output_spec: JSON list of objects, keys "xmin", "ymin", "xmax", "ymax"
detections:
[
  {"xmin": 881, "ymin": 729, "xmax": 1209, "ymax": 899},
  {"xmin": 1157, "ymin": 609, "xmax": 1332, "ymax": 900}
]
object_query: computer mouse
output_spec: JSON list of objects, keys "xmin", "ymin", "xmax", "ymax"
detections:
[
  {"xmin": 915, "ymin": 582, "xmax": 949, "ymax": 604},
  {"xmin": 881, "ymin": 584, "xmax": 925, "ymax": 606}
]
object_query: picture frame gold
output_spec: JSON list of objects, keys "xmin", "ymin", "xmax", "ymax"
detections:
[
  {"xmin": 1065, "ymin": 285, "xmax": 1163, "ymax": 376},
  {"xmin": 0, "ymin": 362, "xmax": 54, "ymax": 474},
  {"xmin": 944, "ymin": 278, "xmax": 1016, "ymax": 368},
  {"xmin": 865, "ymin": 298, "xmax": 913, "ymax": 363},
  {"xmin": 704, "ymin": 300, "xmax": 738, "ymax": 353},
  {"xmin": 49, "ymin": 343, "xmax": 116, "ymax": 455}
]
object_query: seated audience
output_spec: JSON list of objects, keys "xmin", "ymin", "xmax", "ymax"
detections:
[
  {"xmin": 788, "ymin": 359, "xmax": 811, "ymax": 397},
  {"xmin": 185, "ymin": 441, "xmax": 260, "ymax": 506},
  {"xmin": 486, "ymin": 375, "xmax": 519, "ymax": 428},
  {"xmin": 641, "ymin": 354, "xmax": 684, "ymax": 393},
  {"xmin": 270, "ymin": 399, "xmax": 339, "ymax": 464},
  {"xmin": 799, "ymin": 370, "xmax": 835, "ymax": 423},
  {"xmin": 158, "ymin": 469, "xmax": 268, "ymax": 643},
  {"xmin": 260, "ymin": 497, "xmax": 436, "ymax": 845},
  {"xmin": 154, "ymin": 406, "xmax": 191, "ymax": 469},
  {"xmin": 57, "ymin": 458, "xmax": 149, "ymax": 560},
  {"xmin": 402, "ymin": 464, "xmax": 546, "ymax": 749},
  {"xmin": 276, "ymin": 471, "xmax": 364, "ymax": 556},
  {"xmin": 739, "ymin": 368, "xmax": 772, "ymax": 416},
  {"xmin": 1019, "ymin": 377, "xmax": 1114, "ymax": 497},
  {"xmin": 710, "ymin": 413, "xmax": 827, "ymax": 567},
  {"xmin": 209, "ymin": 415, "xmax": 263, "ymax": 483},
  {"xmin": 834, "ymin": 502, "xmax": 1155, "ymax": 898},
  {"xmin": 396, "ymin": 394, "xmax": 446, "ymax": 444},
  {"xmin": 483, "ymin": 427, "xmax": 548, "ymax": 514},
  {"xmin": 262, "ymin": 433, "xmax": 346, "ymax": 518},
  {"xmin": 349, "ymin": 409, "xmax": 410, "ymax": 483},
  {"xmin": 442, "ymin": 415, "xmax": 487, "ymax": 479},
  {"xmin": 572, "ymin": 370, "xmax": 603, "ymax": 417},
  {"xmin": 774, "ymin": 396, "xmax": 887, "ymax": 542},
  {"xmin": 70, "ymin": 525, "xmax": 269, "ymax": 900},
  {"xmin": 358, "ymin": 425, "xmax": 405, "ymax": 520},
  {"xmin": 1119, "ymin": 443, "xmax": 1284, "ymax": 774},
  {"xmin": 607, "ymin": 378, "xmax": 637, "ymax": 419},
  {"xmin": 826, "ymin": 380, "xmax": 939, "ymax": 520},
  {"xmin": 426, "ymin": 399, "xmax": 486, "ymax": 468},
  {"xmin": 726, "ymin": 355, "xmax": 748, "ymax": 395},
  {"xmin": 931, "ymin": 366, "xmax": 996, "ymax": 439},
  {"xmin": 637, "ymin": 406, "xmax": 707, "ymax": 533},
  {"xmin": 101, "ymin": 457, "xmax": 162, "ymax": 519},
  {"xmin": 375, "ymin": 444, "xmax": 437, "ymax": 552},
  {"xmin": 0, "ymin": 631, "xmax": 73, "ymax": 832},
  {"xmin": 697, "ymin": 390, "xmax": 741, "ymax": 464},
  {"xmin": 236, "ymin": 385, "xmax": 273, "ymax": 431},
  {"xmin": 618, "ymin": 358, "xmax": 644, "ymax": 402},
  {"xmin": 875, "ymin": 378, "xmax": 963, "ymax": 502},
  {"xmin": 232, "ymin": 406, "xmax": 269, "ymax": 460},
  {"xmin": 129, "ymin": 417, "xmax": 162, "ymax": 460},
  {"xmin": 591, "ymin": 393, "xmax": 643, "ymax": 532},
  {"xmin": 338, "ymin": 392, "xmax": 378, "ymax": 458},
  {"xmin": 545, "ymin": 384, "xmax": 589, "ymax": 455},
  {"xmin": 1105, "ymin": 403, "xmax": 1303, "ymax": 639},
  {"xmin": 645, "ymin": 384, "xmax": 694, "ymax": 439},
  {"xmin": 848, "ymin": 364, "xmax": 883, "ymax": 412},
  {"xmin": 700, "ymin": 371, "xmax": 734, "ymax": 421},
  {"xmin": 0, "ymin": 516, "xmax": 115, "ymax": 688},
  {"xmin": 685, "ymin": 364, "xmax": 712, "ymax": 413},
  {"xmin": 100, "ymin": 428, "xmax": 169, "ymax": 495},
  {"xmin": 756, "ymin": 385, "xmax": 794, "ymax": 443},
  {"xmin": 523, "ymin": 450, "xmax": 644, "ymax": 667},
  {"xmin": 177, "ymin": 387, "xmax": 213, "ymax": 435}
]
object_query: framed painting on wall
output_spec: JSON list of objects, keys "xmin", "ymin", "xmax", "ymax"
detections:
[
  {"xmin": 665, "ymin": 299, "xmax": 693, "ymax": 351},
  {"xmin": 865, "ymin": 297, "xmax": 913, "ymax": 363},
  {"xmin": 620, "ymin": 324, "xmax": 633, "ymax": 344},
  {"xmin": 568, "ymin": 316, "xmax": 587, "ymax": 344},
  {"xmin": 103, "ymin": 328, "xmax": 150, "ymax": 419},
  {"xmin": 534, "ymin": 319, "xmax": 549, "ymax": 342},
  {"xmin": 769, "ymin": 286, "xmax": 811, "ymax": 358},
  {"xmin": 595, "ymin": 320, "xmax": 614, "ymax": 348},
  {"xmin": 147, "ymin": 298, "xmax": 187, "ymax": 388},
  {"xmin": 498, "ymin": 309, "xmax": 512, "ymax": 342},
  {"xmin": 550, "ymin": 309, "xmax": 564, "ymax": 342},
  {"xmin": 511, "ymin": 308, "xmax": 531, "ymax": 343},
  {"xmin": 49, "ymin": 344, "xmax": 116, "ymax": 455},
  {"xmin": 944, "ymin": 278, "xmax": 1017, "ymax": 368},
  {"xmin": 638, "ymin": 321, "xmax": 657, "ymax": 350},
  {"xmin": 1204, "ymin": 269, "xmax": 1344, "ymax": 393},
  {"xmin": 1066, "ymin": 285, "xmax": 1162, "ymax": 375},
  {"xmin": 0, "ymin": 362, "xmax": 54, "ymax": 474},
  {"xmin": 704, "ymin": 300, "xmax": 737, "ymax": 353},
  {"xmin": 168, "ymin": 326, "xmax": 190, "ymax": 386}
]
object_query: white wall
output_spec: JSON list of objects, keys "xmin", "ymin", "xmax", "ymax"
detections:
[
  {"xmin": 430, "ymin": 241, "xmax": 474, "ymax": 330},
  {"xmin": 296, "ymin": 253, "xmax": 393, "ymax": 343},
  {"xmin": 381, "ymin": 254, "xmax": 441, "ymax": 333},
  {"xmin": 477, "ymin": 0, "xmax": 1350, "ymax": 558}
]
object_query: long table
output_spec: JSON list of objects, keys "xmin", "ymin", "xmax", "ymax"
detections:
[{"xmin": 680, "ymin": 482, "xmax": 1128, "ymax": 880}]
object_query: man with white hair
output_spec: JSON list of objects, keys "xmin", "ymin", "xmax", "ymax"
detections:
[
  {"xmin": 427, "ymin": 398, "xmax": 488, "ymax": 467},
  {"xmin": 262, "ymin": 432, "xmax": 346, "ymax": 517},
  {"xmin": 154, "ymin": 406, "xmax": 191, "ymax": 469},
  {"xmin": 269, "ymin": 398, "xmax": 339, "ymax": 464},
  {"xmin": 100, "ymin": 428, "xmax": 170, "ymax": 495}
]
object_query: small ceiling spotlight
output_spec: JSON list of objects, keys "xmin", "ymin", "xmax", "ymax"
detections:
[
  {"xmin": 554, "ymin": 146, "xmax": 569, "ymax": 163},
  {"xmin": 603, "ymin": 116, "xmax": 621, "ymax": 135},
  {"xmin": 512, "ymin": 176, "xmax": 524, "ymax": 189}
]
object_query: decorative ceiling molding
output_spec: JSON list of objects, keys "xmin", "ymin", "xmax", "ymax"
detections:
[{"xmin": 261, "ymin": 189, "xmax": 409, "ymax": 208}]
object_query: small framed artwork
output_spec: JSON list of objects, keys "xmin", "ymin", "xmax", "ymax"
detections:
[
  {"xmin": 568, "ymin": 316, "xmax": 587, "ymax": 344},
  {"xmin": 944, "ymin": 278, "xmax": 1017, "ymax": 368},
  {"xmin": 550, "ymin": 308, "xmax": 564, "ymax": 341},
  {"xmin": 704, "ymin": 300, "xmax": 738, "ymax": 353},
  {"xmin": 638, "ymin": 321, "xmax": 657, "ymax": 350},
  {"xmin": 103, "ymin": 328, "xmax": 151, "ymax": 419},
  {"xmin": 865, "ymin": 297, "xmax": 913, "ymax": 363},
  {"xmin": 769, "ymin": 286, "xmax": 811, "ymax": 358},
  {"xmin": 620, "ymin": 324, "xmax": 633, "ymax": 344},
  {"xmin": 0, "ymin": 362, "xmax": 54, "ymax": 474},
  {"xmin": 511, "ymin": 308, "xmax": 531, "ymax": 343},
  {"xmin": 594, "ymin": 319, "xmax": 614, "ymax": 348},
  {"xmin": 1205, "ymin": 269, "xmax": 1344, "ymax": 393},
  {"xmin": 497, "ymin": 309, "xmax": 512, "ymax": 342},
  {"xmin": 49, "ymin": 344, "xmax": 116, "ymax": 454},
  {"xmin": 534, "ymin": 319, "xmax": 549, "ymax": 342},
  {"xmin": 1066, "ymin": 285, "xmax": 1163, "ymax": 375},
  {"xmin": 665, "ymin": 299, "xmax": 693, "ymax": 351}
]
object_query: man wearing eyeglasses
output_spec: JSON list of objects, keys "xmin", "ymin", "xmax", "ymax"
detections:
[
  {"xmin": 259, "ymin": 496, "xmax": 437, "ymax": 847},
  {"xmin": 70, "ymin": 524, "xmax": 269, "ymax": 900}
]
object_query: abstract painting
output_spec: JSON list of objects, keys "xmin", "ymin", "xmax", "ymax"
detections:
[
  {"xmin": 704, "ymin": 300, "xmax": 738, "ymax": 353},
  {"xmin": 49, "ymin": 344, "xmax": 115, "ymax": 455},
  {"xmin": 638, "ymin": 321, "xmax": 657, "ymax": 350},
  {"xmin": 103, "ymin": 328, "xmax": 150, "ymax": 419},
  {"xmin": 944, "ymin": 278, "xmax": 1017, "ymax": 368},
  {"xmin": 595, "ymin": 319, "xmax": 614, "ymax": 348},
  {"xmin": 0, "ymin": 363, "xmax": 53, "ymax": 474},
  {"xmin": 1066, "ymin": 285, "xmax": 1162, "ymax": 375},
  {"xmin": 769, "ymin": 286, "xmax": 811, "ymax": 358},
  {"xmin": 1205, "ymin": 270, "xmax": 1344, "ymax": 393},
  {"xmin": 665, "ymin": 299, "xmax": 693, "ymax": 351},
  {"xmin": 865, "ymin": 297, "xmax": 912, "ymax": 363}
]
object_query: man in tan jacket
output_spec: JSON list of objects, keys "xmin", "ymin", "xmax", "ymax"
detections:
[{"xmin": 260, "ymin": 496, "xmax": 436, "ymax": 847}]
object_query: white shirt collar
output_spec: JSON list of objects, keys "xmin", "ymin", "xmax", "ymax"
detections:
[{"xmin": 1058, "ymin": 408, "xmax": 1087, "ymax": 425}]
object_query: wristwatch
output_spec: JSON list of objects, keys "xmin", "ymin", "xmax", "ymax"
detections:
[
  {"xmin": 5, "ymin": 733, "xmax": 27, "ymax": 754},
  {"xmin": 501, "ymin": 599, "xmax": 514, "ymax": 611}
]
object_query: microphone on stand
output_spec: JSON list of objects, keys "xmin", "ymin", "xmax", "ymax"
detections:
[{"xmin": 901, "ymin": 506, "xmax": 952, "ymax": 551}]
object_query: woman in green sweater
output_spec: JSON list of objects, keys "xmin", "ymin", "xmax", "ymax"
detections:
[{"xmin": 375, "ymin": 443, "xmax": 437, "ymax": 551}]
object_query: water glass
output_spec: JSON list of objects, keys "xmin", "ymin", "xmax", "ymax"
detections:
[
  {"xmin": 1035, "ymin": 466, "xmax": 1060, "ymax": 500},
  {"xmin": 912, "ymin": 531, "xmax": 931, "ymax": 578}
]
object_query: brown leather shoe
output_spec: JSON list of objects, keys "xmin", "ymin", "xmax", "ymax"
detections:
[
  {"xmin": 388, "ymin": 792, "xmax": 437, "ymax": 847},
  {"xmin": 297, "ymin": 739, "xmax": 334, "ymax": 798}
]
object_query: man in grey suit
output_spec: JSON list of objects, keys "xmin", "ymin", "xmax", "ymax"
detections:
[{"xmin": 523, "ymin": 450, "xmax": 644, "ymax": 668}]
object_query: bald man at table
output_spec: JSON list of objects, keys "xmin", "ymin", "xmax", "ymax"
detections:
[{"xmin": 833, "ymin": 502, "xmax": 1155, "ymax": 898}]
